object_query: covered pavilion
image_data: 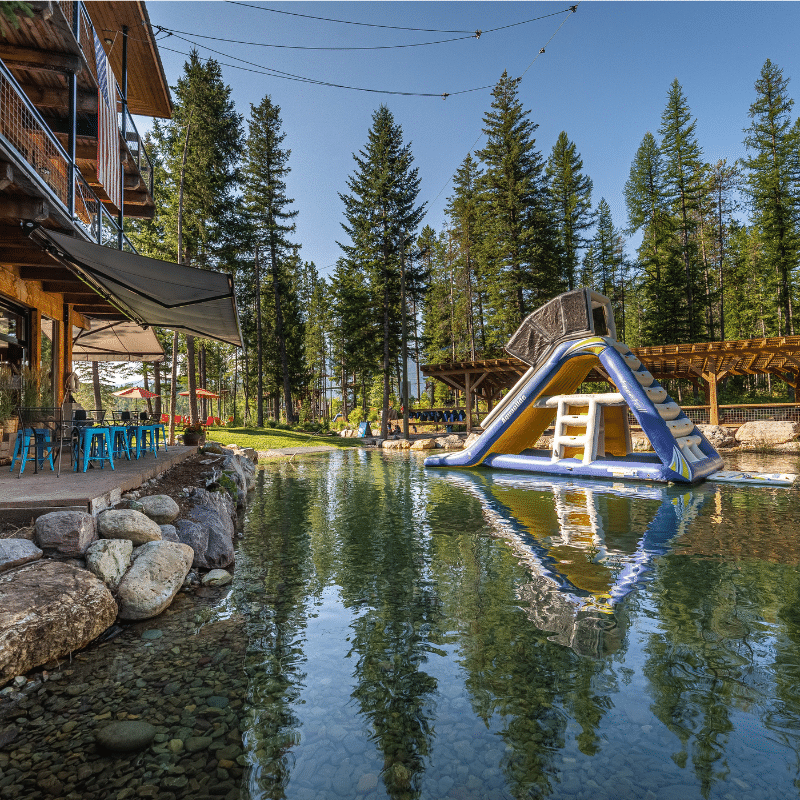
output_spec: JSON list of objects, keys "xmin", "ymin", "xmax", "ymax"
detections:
[{"xmin": 422, "ymin": 335, "xmax": 800, "ymax": 431}]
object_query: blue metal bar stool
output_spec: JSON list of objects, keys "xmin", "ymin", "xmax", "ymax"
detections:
[
  {"xmin": 73, "ymin": 426, "xmax": 115, "ymax": 472},
  {"xmin": 109, "ymin": 424, "xmax": 132, "ymax": 461},
  {"xmin": 10, "ymin": 427, "xmax": 55, "ymax": 474}
]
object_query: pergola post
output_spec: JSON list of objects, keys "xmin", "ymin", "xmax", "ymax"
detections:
[
  {"xmin": 703, "ymin": 372, "xmax": 719, "ymax": 425},
  {"xmin": 465, "ymin": 371, "xmax": 472, "ymax": 433}
]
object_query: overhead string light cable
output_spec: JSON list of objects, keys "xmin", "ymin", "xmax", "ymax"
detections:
[
  {"xmin": 154, "ymin": 7, "xmax": 573, "ymax": 51},
  {"xmin": 427, "ymin": 2, "xmax": 580, "ymax": 207}
]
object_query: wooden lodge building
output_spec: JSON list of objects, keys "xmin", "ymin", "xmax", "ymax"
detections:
[{"xmin": 0, "ymin": 1, "xmax": 241, "ymax": 409}]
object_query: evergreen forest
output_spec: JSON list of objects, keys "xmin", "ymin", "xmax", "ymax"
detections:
[{"xmin": 109, "ymin": 52, "xmax": 800, "ymax": 429}]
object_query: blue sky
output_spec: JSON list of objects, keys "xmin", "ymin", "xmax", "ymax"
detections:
[{"xmin": 141, "ymin": 1, "xmax": 800, "ymax": 277}]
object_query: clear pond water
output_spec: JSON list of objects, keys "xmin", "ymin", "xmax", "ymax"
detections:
[
  {"xmin": 3, "ymin": 449, "xmax": 800, "ymax": 800},
  {"xmin": 236, "ymin": 450, "xmax": 800, "ymax": 800}
]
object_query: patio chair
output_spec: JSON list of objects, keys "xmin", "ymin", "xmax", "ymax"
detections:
[{"xmin": 12, "ymin": 407, "xmax": 56, "ymax": 477}]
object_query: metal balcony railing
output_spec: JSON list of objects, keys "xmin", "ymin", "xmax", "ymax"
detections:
[{"xmin": 0, "ymin": 60, "xmax": 137, "ymax": 252}]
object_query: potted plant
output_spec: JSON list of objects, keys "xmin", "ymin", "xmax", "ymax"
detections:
[
  {"xmin": 182, "ymin": 422, "xmax": 206, "ymax": 446},
  {"xmin": 0, "ymin": 366, "xmax": 18, "ymax": 437}
]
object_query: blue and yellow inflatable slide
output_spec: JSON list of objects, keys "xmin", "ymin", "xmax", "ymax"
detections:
[{"xmin": 424, "ymin": 289, "xmax": 725, "ymax": 484}]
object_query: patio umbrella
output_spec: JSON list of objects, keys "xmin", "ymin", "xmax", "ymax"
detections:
[
  {"xmin": 178, "ymin": 387, "xmax": 219, "ymax": 399},
  {"xmin": 113, "ymin": 386, "xmax": 160, "ymax": 400},
  {"xmin": 113, "ymin": 386, "xmax": 159, "ymax": 415}
]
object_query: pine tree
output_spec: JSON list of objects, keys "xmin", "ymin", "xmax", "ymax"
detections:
[
  {"xmin": 146, "ymin": 50, "xmax": 242, "ymax": 438},
  {"xmin": 659, "ymin": 79, "xmax": 706, "ymax": 341},
  {"xmin": 742, "ymin": 59, "xmax": 800, "ymax": 335},
  {"xmin": 624, "ymin": 132, "xmax": 673, "ymax": 343},
  {"xmin": 476, "ymin": 71, "xmax": 563, "ymax": 341},
  {"xmin": 338, "ymin": 106, "xmax": 425, "ymax": 438},
  {"xmin": 445, "ymin": 155, "xmax": 483, "ymax": 359},
  {"xmin": 546, "ymin": 131, "xmax": 595, "ymax": 291},
  {"xmin": 243, "ymin": 94, "xmax": 302, "ymax": 423},
  {"xmin": 590, "ymin": 199, "xmax": 629, "ymax": 333}
]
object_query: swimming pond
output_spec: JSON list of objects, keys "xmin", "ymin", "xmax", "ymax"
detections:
[{"xmin": 236, "ymin": 449, "xmax": 800, "ymax": 800}]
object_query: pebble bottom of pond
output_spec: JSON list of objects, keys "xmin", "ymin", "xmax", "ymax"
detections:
[
  {"xmin": 0, "ymin": 590, "xmax": 247, "ymax": 800},
  {"xmin": 3, "ymin": 448, "xmax": 800, "ymax": 800}
]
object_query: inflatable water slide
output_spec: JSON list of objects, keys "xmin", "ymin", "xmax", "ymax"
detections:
[{"xmin": 425, "ymin": 289, "xmax": 792, "ymax": 485}]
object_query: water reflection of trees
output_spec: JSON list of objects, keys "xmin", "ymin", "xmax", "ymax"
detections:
[
  {"xmin": 237, "ymin": 466, "xmax": 315, "ymax": 799},
  {"xmin": 427, "ymin": 488, "xmax": 610, "ymax": 798},
  {"xmin": 644, "ymin": 523, "xmax": 800, "ymax": 797},
  {"xmin": 336, "ymin": 455, "xmax": 444, "ymax": 800}
]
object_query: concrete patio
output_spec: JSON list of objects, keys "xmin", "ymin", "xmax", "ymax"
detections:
[{"xmin": 0, "ymin": 445, "xmax": 197, "ymax": 524}]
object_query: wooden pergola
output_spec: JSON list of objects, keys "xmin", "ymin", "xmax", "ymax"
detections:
[{"xmin": 422, "ymin": 336, "xmax": 800, "ymax": 430}]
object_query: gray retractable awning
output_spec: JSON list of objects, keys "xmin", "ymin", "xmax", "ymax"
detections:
[
  {"xmin": 72, "ymin": 318, "xmax": 166, "ymax": 362},
  {"xmin": 29, "ymin": 227, "xmax": 242, "ymax": 347}
]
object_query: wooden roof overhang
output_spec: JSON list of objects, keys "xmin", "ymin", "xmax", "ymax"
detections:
[{"xmin": 423, "ymin": 337, "xmax": 800, "ymax": 397}]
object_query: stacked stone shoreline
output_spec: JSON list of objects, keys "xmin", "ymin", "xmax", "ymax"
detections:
[{"xmin": 0, "ymin": 442, "xmax": 257, "ymax": 688}]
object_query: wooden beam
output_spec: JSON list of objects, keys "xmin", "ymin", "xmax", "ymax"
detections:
[
  {"xmin": 16, "ymin": 83, "xmax": 98, "ymax": 113},
  {"xmin": 0, "ymin": 162, "xmax": 13, "ymax": 191},
  {"xmin": 0, "ymin": 44, "xmax": 81, "ymax": 74},
  {"xmin": 0, "ymin": 197, "xmax": 49, "ymax": 220},
  {"xmin": 702, "ymin": 372, "xmax": 720, "ymax": 425}
]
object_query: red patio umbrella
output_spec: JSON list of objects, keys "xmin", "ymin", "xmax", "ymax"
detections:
[
  {"xmin": 179, "ymin": 387, "xmax": 219, "ymax": 399},
  {"xmin": 113, "ymin": 386, "xmax": 160, "ymax": 415},
  {"xmin": 113, "ymin": 386, "xmax": 159, "ymax": 400}
]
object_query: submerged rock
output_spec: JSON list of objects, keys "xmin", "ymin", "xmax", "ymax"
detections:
[
  {"xmin": 0, "ymin": 561, "xmax": 117, "ymax": 684},
  {"xmin": 202, "ymin": 569, "xmax": 232, "ymax": 587},
  {"xmin": 96, "ymin": 720, "xmax": 157, "ymax": 753},
  {"xmin": 116, "ymin": 541, "xmax": 193, "ymax": 620}
]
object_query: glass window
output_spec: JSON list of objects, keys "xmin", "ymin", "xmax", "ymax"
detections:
[{"xmin": 0, "ymin": 297, "xmax": 29, "ymax": 374}]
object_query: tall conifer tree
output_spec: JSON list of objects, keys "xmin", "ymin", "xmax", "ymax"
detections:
[
  {"xmin": 742, "ymin": 59, "xmax": 800, "ymax": 335},
  {"xmin": 339, "ymin": 106, "xmax": 424, "ymax": 438},
  {"xmin": 243, "ymin": 94, "xmax": 303, "ymax": 423},
  {"xmin": 659, "ymin": 79, "xmax": 706, "ymax": 341},
  {"xmin": 476, "ymin": 72, "xmax": 563, "ymax": 345},
  {"xmin": 547, "ymin": 131, "xmax": 595, "ymax": 291}
]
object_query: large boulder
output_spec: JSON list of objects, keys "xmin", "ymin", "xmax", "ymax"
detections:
[
  {"xmin": 697, "ymin": 424, "xmax": 736, "ymax": 449},
  {"xmin": 98, "ymin": 509, "xmax": 162, "ymax": 546},
  {"xmin": 35, "ymin": 511, "xmax": 96, "ymax": 558},
  {"xmin": 435, "ymin": 435, "xmax": 465, "ymax": 451},
  {"xmin": 463, "ymin": 432, "xmax": 482, "ymax": 449},
  {"xmin": 0, "ymin": 561, "xmax": 117, "ymax": 683},
  {"xmin": 410, "ymin": 438, "xmax": 437, "ymax": 451},
  {"xmin": 735, "ymin": 420, "xmax": 800, "ymax": 448},
  {"xmin": 173, "ymin": 519, "xmax": 209, "ymax": 568},
  {"xmin": 85, "ymin": 539, "xmax": 133, "ymax": 590},
  {"xmin": 382, "ymin": 438, "xmax": 411, "ymax": 450},
  {"xmin": 138, "ymin": 495, "xmax": 180, "ymax": 525},
  {"xmin": 0, "ymin": 539, "xmax": 42, "ymax": 574},
  {"xmin": 183, "ymin": 488, "xmax": 236, "ymax": 570},
  {"xmin": 116, "ymin": 541, "xmax": 194, "ymax": 620}
]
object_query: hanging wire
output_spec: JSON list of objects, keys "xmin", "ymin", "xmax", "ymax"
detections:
[
  {"xmin": 427, "ymin": 3, "xmax": 581, "ymax": 209},
  {"xmin": 153, "ymin": 7, "xmax": 573, "ymax": 51}
]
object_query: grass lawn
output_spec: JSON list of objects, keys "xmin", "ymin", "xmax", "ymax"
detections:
[{"xmin": 208, "ymin": 426, "xmax": 360, "ymax": 451}]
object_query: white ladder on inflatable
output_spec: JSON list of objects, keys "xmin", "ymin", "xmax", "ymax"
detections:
[{"xmin": 544, "ymin": 393, "xmax": 629, "ymax": 464}]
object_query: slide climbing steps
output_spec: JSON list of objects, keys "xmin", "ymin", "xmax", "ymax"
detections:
[{"xmin": 611, "ymin": 341, "xmax": 706, "ymax": 464}]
